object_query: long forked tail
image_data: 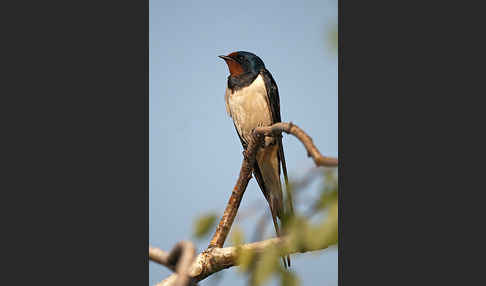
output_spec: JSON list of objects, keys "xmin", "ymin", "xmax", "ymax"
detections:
[
  {"xmin": 278, "ymin": 137, "xmax": 293, "ymax": 267},
  {"xmin": 278, "ymin": 137, "xmax": 294, "ymax": 217},
  {"xmin": 254, "ymin": 144, "xmax": 291, "ymax": 268},
  {"xmin": 270, "ymin": 212, "xmax": 291, "ymax": 268}
]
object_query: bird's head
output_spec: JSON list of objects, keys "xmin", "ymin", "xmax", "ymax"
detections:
[{"xmin": 219, "ymin": 51, "xmax": 265, "ymax": 76}]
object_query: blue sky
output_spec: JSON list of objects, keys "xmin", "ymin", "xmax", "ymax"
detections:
[{"xmin": 149, "ymin": 0, "xmax": 338, "ymax": 285}]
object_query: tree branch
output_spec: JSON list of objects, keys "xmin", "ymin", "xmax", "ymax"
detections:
[
  {"xmin": 254, "ymin": 122, "xmax": 338, "ymax": 167},
  {"xmin": 150, "ymin": 241, "xmax": 196, "ymax": 286},
  {"xmin": 152, "ymin": 230, "xmax": 334, "ymax": 286},
  {"xmin": 208, "ymin": 132, "xmax": 264, "ymax": 248},
  {"xmin": 207, "ymin": 122, "xmax": 337, "ymax": 249},
  {"xmin": 149, "ymin": 246, "xmax": 174, "ymax": 271}
]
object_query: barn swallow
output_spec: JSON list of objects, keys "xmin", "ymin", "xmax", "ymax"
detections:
[{"xmin": 219, "ymin": 51, "xmax": 293, "ymax": 267}]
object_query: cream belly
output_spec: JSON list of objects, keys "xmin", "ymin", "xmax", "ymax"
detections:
[
  {"xmin": 225, "ymin": 73, "xmax": 283, "ymax": 217},
  {"xmin": 225, "ymin": 74, "xmax": 273, "ymax": 145}
]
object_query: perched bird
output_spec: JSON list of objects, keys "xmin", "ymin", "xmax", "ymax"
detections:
[{"xmin": 219, "ymin": 51, "xmax": 293, "ymax": 267}]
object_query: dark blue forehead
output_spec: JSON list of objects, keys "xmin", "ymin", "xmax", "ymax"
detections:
[{"xmin": 232, "ymin": 51, "xmax": 265, "ymax": 72}]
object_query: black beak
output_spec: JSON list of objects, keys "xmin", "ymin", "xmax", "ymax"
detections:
[{"xmin": 218, "ymin": 55, "xmax": 234, "ymax": 61}]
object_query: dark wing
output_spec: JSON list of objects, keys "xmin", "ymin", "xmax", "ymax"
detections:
[
  {"xmin": 260, "ymin": 69, "xmax": 294, "ymax": 216},
  {"xmin": 261, "ymin": 69, "xmax": 293, "ymax": 268},
  {"xmin": 260, "ymin": 69, "xmax": 282, "ymax": 123}
]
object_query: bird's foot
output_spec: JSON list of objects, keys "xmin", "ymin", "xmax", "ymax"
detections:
[{"xmin": 242, "ymin": 150, "xmax": 249, "ymax": 160}]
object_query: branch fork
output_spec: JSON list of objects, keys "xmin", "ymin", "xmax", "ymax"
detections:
[{"xmin": 150, "ymin": 122, "xmax": 338, "ymax": 286}]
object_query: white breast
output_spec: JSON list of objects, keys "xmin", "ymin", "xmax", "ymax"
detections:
[{"xmin": 225, "ymin": 74, "xmax": 273, "ymax": 143}]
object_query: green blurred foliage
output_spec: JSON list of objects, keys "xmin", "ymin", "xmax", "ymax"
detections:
[
  {"xmin": 193, "ymin": 213, "xmax": 218, "ymax": 239},
  {"xmin": 194, "ymin": 169, "xmax": 338, "ymax": 286},
  {"xmin": 252, "ymin": 245, "xmax": 280, "ymax": 286},
  {"xmin": 237, "ymin": 247, "xmax": 256, "ymax": 273},
  {"xmin": 280, "ymin": 270, "xmax": 299, "ymax": 286},
  {"xmin": 317, "ymin": 169, "xmax": 339, "ymax": 211},
  {"xmin": 231, "ymin": 226, "xmax": 245, "ymax": 247},
  {"xmin": 328, "ymin": 25, "xmax": 338, "ymax": 54}
]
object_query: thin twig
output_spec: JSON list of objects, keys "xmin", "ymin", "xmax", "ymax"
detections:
[
  {"xmin": 254, "ymin": 122, "xmax": 338, "ymax": 167},
  {"xmin": 150, "ymin": 241, "xmax": 196, "ymax": 286},
  {"xmin": 171, "ymin": 241, "xmax": 196, "ymax": 286},
  {"xmin": 149, "ymin": 245, "xmax": 174, "ymax": 271}
]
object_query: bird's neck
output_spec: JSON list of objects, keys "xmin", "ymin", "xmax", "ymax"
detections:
[{"xmin": 227, "ymin": 71, "xmax": 260, "ymax": 91}]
